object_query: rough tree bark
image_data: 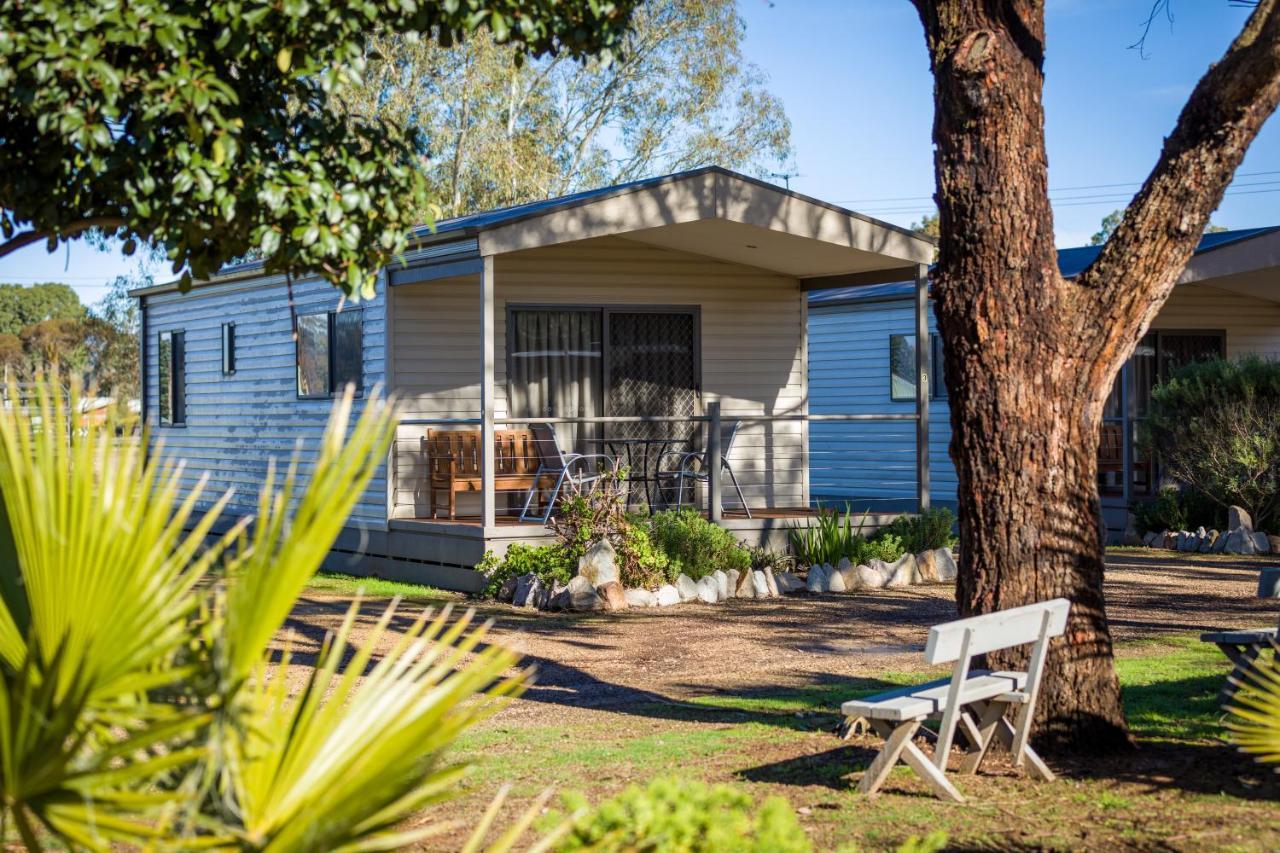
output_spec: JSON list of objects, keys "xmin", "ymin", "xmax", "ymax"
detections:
[{"xmin": 912, "ymin": 0, "xmax": 1280, "ymax": 750}]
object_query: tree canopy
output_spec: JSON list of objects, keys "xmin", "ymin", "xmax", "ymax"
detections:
[
  {"xmin": 0, "ymin": 0, "xmax": 640, "ymax": 298},
  {"xmin": 338, "ymin": 0, "xmax": 791, "ymax": 219},
  {"xmin": 0, "ymin": 283, "xmax": 85, "ymax": 337}
]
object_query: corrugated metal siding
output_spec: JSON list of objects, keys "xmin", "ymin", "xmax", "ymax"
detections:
[
  {"xmin": 143, "ymin": 275, "xmax": 388, "ymax": 526},
  {"xmin": 391, "ymin": 236, "xmax": 808, "ymax": 517},
  {"xmin": 807, "ymin": 299, "xmax": 955, "ymax": 510}
]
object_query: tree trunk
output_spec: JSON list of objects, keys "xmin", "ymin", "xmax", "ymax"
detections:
[{"xmin": 913, "ymin": 0, "xmax": 1280, "ymax": 752}]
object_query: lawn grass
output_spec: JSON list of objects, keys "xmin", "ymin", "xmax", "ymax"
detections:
[
  {"xmin": 445, "ymin": 635, "xmax": 1280, "ymax": 851},
  {"xmin": 303, "ymin": 571, "xmax": 460, "ymax": 602}
]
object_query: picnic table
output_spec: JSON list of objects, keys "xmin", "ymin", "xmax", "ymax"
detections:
[{"xmin": 1200, "ymin": 567, "xmax": 1280, "ymax": 704}]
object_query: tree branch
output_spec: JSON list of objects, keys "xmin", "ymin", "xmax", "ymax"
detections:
[
  {"xmin": 1075, "ymin": 0, "xmax": 1280, "ymax": 367},
  {"xmin": 0, "ymin": 217, "xmax": 128, "ymax": 261}
]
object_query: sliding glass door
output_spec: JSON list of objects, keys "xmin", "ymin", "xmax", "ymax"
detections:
[{"xmin": 508, "ymin": 306, "xmax": 701, "ymax": 453}]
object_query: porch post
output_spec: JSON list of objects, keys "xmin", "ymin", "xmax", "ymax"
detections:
[
  {"xmin": 915, "ymin": 263, "xmax": 931, "ymax": 513},
  {"xmin": 480, "ymin": 255, "xmax": 497, "ymax": 529},
  {"xmin": 707, "ymin": 400, "xmax": 723, "ymax": 523}
]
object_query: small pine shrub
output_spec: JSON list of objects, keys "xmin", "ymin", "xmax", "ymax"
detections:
[
  {"xmin": 858, "ymin": 531, "xmax": 905, "ymax": 564},
  {"xmin": 555, "ymin": 777, "xmax": 812, "ymax": 853},
  {"xmin": 648, "ymin": 508, "xmax": 751, "ymax": 580},
  {"xmin": 874, "ymin": 507, "xmax": 956, "ymax": 554}
]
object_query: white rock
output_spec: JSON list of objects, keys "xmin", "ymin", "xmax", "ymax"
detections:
[
  {"xmin": 675, "ymin": 573, "xmax": 699, "ymax": 601},
  {"xmin": 764, "ymin": 567, "xmax": 780, "ymax": 597},
  {"xmin": 856, "ymin": 562, "xmax": 889, "ymax": 589},
  {"xmin": 696, "ymin": 575, "xmax": 721, "ymax": 604},
  {"xmin": 713, "ymin": 570, "xmax": 730, "ymax": 600},
  {"xmin": 885, "ymin": 554, "xmax": 918, "ymax": 587},
  {"xmin": 577, "ymin": 539, "xmax": 618, "ymax": 586},
  {"xmin": 806, "ymin": 564, "xmax": 829, "ymax": 593},
  {"xmin": 751, "ymin": 570, "xmax": 770, "ymax": 598},
  {"xmin": 1212, "ymin": 530, "xmax": 1230, "ymax": 553},
  {"xmin": 936, "ymin": 549, "xmax": 958, "ymax": 582},
  {"xmin": 725, "ymin": 569, "xmax": 740, "ymax": 598},
  {"xmin": 1229, "ymin": 506, "xmax": 1253, "ymax": 532},
  {"xmin": 656, "ymin": 584, "xmax": 681, "ymax": 606},
  {"xmin": 1198, "ymin": 530, "xmax": 1219, "ymax": 553},
  {"xmin": 1252, "ymin": 531, "xmax": 1271, "ymax": 554},
  {"xmin": 775, "ymin": 572, "xmax": 805, "ymax": 594},
  {"xmin": 837, "ymin": 557, "xmax": 852, "ymax": 572},
  {"xmin": 565, "ymin": 576, "xmax": 602, "ymax": 611},
  {"xmin": 827, "ymin": 567, "xmax": 848, "ymax": 593},
  {"xmin": 624, "ymin": 588, "xmax": 658, "ymax": 608},
  {"xmin": 1224, "ymin": 527, "xmax": 1258, "ymax": 555}
]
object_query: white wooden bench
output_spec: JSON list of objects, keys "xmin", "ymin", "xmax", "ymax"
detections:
[
  {"xmin": 1200, "ymin": 567, "xmax": 1280, "ymax": 704},
  {"xmin": 841, "ymin": 598, "xmax": 1070, "ymax": 802}
]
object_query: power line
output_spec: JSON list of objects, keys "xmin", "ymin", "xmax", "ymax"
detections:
[{"xmin": 852, "ymin": 183, "xmax": 1280, "ymax": 216}]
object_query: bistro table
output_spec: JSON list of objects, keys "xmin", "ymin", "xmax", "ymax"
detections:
[
  {"xmin": 1200, "ymin": 567, "xmax": 1280, "ymax": 704},
  {"xmin": 589, "ymin": 435, "xmax": 691, "ymax": 510}
]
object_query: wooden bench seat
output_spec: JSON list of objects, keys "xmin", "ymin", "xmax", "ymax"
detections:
[
  {"xmin": 425, "ymin": 428, "xmax": 553, "ymax": 520},
  {"xmin": 841, "ymin": 598, "xmax": 1069, "ymax": 802},
  {"xmin": 842, "ymin": 671, "xmax": 1028, "ymax": 722}
]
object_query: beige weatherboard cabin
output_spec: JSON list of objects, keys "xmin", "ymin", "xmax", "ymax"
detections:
[{"xmin": 134, "ymin": 167, "xmax": 937, "ymax": 591}]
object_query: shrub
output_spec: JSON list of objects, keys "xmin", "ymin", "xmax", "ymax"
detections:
[
  {"xmin": 860, "ymin": 531, "xmax": 906, "ymax": 563},
  {"xmin": 555, "ymin": 777, "xmax": 812, "ymax": 852},
  {"xmin": 874, "ymin": 507, "xmax": 956, "ymax": 553},
  {"xmin": 1141, "ymin": 356, "xmax": 1280, "ymax": 529},
  {"xmin": 649, "ymin": 508, "xmax": 751, "ymax": 580},
  {"xmin": 1130, "ymin": 485, "xmax": 1226, "ymax": 534},
  {"xmin": 789, "ymin": 506, "xmax": 910, "ymax": 566},
  {"xmin": 548, "ymin": 471, "xmax": 674, "ymax": 588},
  {"xmin": 476, "ymin": 543, "xmax": 575, "ymax": 598}
]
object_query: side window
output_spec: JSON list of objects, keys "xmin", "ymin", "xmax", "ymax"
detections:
[
  {"xmin": 889, "ymin": 334, "xmax": 916, "ymax": 401},
  {"xmin": 158, "ymin": 330, "xmax": 186, "ymax": 425},
  {"xmin": 296, "ymin": 309, "xmax": 363, "ymax": 398},
  {"xmin": 930, "ymin": 333, "xmax": 947, "ymax": 400},
  {"xmin": 221, "ymin": 322, "xmax": 236, "ymax": 375}
]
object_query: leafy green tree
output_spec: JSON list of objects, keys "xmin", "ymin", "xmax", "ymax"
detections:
[
  {"xmin": 341, "ymin": 0, "xmax": 791, "ymax": 218},
  {"xmin": 1092, "ymin": 208, "xmax": 1228, "ymax": 246},
  {"xmin": 0, "ymin": 283, "xmax": 85, "ymax": 337},
  {"xmin": 911, "ymin": 211, "xmax": 940, "ymax": 240},
  {"xmin": 0, "ymin": 0, "xmax": 640, "ymax": 298}
]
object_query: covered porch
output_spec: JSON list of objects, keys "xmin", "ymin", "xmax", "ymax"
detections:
[{"xmin": 380, "ymin": 168, "xmax": 937, "ymax": 567}]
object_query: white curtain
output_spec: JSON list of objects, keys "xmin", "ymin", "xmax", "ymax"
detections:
[{"xmin": 509, "ymin": 310, "xmax": 602, "ymax": 453}]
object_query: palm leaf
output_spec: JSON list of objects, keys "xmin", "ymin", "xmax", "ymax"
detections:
[{"xmin": 1225, "ymin": 640, "xmax": 1280, "ymax": 767}]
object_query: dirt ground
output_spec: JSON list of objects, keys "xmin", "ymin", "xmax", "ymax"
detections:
[{"xmin": 282, "ymin": 551, "xmax": 1280, "ymax": 851}]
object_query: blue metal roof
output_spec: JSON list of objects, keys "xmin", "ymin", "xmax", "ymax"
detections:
[{"xmin": 809, "ymin": 226, "xmax": 1280, "ymax": 307}]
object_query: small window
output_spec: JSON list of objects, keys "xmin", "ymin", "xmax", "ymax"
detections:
[
  {"xmin": 158, "ymin": 330, "xmax": 186, "ymax": 426},
  {"xmin": 889, "ymin": 334, "xmax": 917, "ymax": 401},
  {"xmin": 931, "ymin": 333, "xmax": 947, "ymax": 400},
  {"xmin": 221, "ymin": 322, "xmax": 236, "ymax": 375},
  {"xmin": 296, "ymin": 309, "xmax": 362, "ymax": 398}
]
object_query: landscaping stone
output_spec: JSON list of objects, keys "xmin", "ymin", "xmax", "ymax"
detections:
[
  {"xmin": 597, "ymin": 580, "xmax": 628, "ymax": 611},
  {"xmin": 713, "ymin": 570, "xmax": 730, "ymax": 600},
  {"xmin": 566, "ymin": 576, "xmax": 603, "ymax": 611},
  {"xmin": 675, "ymin": 573, "xmax": 699, "ymax": 602},
  {"xmin": 655, "ymin": 584, "xmax": 681, "ymax": 606},
  {"xmin": 806, "ymin": 564, "xmax": 829, "ymax": 593},
  {"xmin": 497, "ymin": 575, "xmax": 519, "ymax": 603},
  {"xmin": 751, "ymin": 570, "xmax": 770, "ymax": 598},
  {"xmin": 827, "ymin": 566, "xmax": 848, "ymax": 593},
  {"xmin": 1198, "ymin": 530, "xmax": 1219, "ymax": 553},
  {"xmin": 1142, "ymin": 530, "xmax": 1160, "ymax": 547},
  {"xmin": 1229, "ymin": 506, "xmax": 1253, "ymax": 532},
  {"xmin": 577, "ymin": 539, "xmax": 619, "ymax": 586},
  {"xmin": 836, "ymin": 561, "xmax": 859, "ymax": 589},
  {"xmin": 1175, "ymin": 531, "xmax": 1192, "ymax": 552},
  {"xmin": 512, "ymin": 573, "xmax": 540, "ymax": 608},
  {"xmin": 857, "ymin": 562, "xmax": 890, "ymax": 589},
  {"xmin": 764, "ymin": 567, "xmax": 780, "ymax": 597},
  {"xmin": 533, "ymin": 581, "xmax": 553, "ymax": 610},
  {"xmin": 936, "ymin": 549, "xmax": 959, "ymax": 582},
  {"xmin": 734, "ymin": 568, "xmax": 755, "ymax": 597},
  {"xmin": 1223, "ymin": 528, "xmax": 1258, "ymax": 555},
  {"xmin": 1162, "ymin": 531, "xmax": 1178, "ymax": 550},
  {"xmin": 696, "ymin": 576, "xmax": 720, "ymax": 604},
  {"xmin": 548, "ymin": 583, "xmax": 569, "ymax": 611},
  {"xmin": 624, "ymin": 588, "xmax": 657, "ymax": 608},
  {"xmin": 725, "ymin": 569, "xmax": 740, "ymax": 598},
  {"xmin": 775, "ymin": 572, "xmax": 805, "ymax": 594},
  {"xmin": 1213, "ymin": 530, "xmax": 1230, "ymax": 553},
  {"xmin": 885, "ymin": 554, "xmax": 918, "ymax": 587},
  {"xmin": 837, "ymin": 557, "xmax": 853, "ymax": 573},
  {"xmin": 1252, "ymin": 531, "xmax": 1271, "ymax": 554},
  {"xmin": 916, "ymin": 550, "xmax": 940, "ymax": 582},
  {"xmin": 1269, "ymin": 535, "xmax": 1280, "ymax": 554}
]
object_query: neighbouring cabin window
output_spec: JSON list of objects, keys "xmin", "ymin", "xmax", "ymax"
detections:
[
  {"xmin": 296, "ymin": 309, "xmax": 363, "ymax": 398},
  {"xmin": 891, "ymin": 333, "xmax": 947, "ymax": 401},
  {"xmin": 221, "ymin": 322, "xmax": 236, "ymax": 375},
  {"xmin": 158, "ymin": 330, "xmax": 186, "ymax": 426}
]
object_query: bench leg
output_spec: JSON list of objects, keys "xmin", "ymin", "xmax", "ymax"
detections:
[
  {"xmin": 862, "ymin": 719, "xmax": 965, "ymax": 803},
  {"xmin": 959, "ymin": 701, "xmax": 1005, "ymax": 775},
  {"xmin": 992, "ymin": 717, "xmax": 1055, "ymax": 782}
]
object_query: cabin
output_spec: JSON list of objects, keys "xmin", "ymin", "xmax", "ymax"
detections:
[
  {"xmin": 807, "ymin": 226, "xmax": 1280, "ymax": 541},
  {"xmin": 133, "ymin": 168, "xmax": 937, "ymax": 590}
]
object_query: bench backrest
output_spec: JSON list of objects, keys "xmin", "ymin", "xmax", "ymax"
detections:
[
  {"xmin": 427, "ymin": 429, "xmax": 540, "ymax": 478},
  {"xmin": 924, "ymin": 598, "xmax": 1070, "ymax": 665}
]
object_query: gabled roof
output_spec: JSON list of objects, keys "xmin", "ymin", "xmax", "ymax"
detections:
[{"xmin": 808, "ymin": 226, "xmax": 1280, "ymax": 307}]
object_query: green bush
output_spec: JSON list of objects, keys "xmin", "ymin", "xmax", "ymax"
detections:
[
  {"xmin": 1141, "ymin": 356, "xmax": 1280, "ymax": 529},
  {"xmin": 789, "ymin": 506, "xmax": 910, "ymax": 566},
  {"xmin": 860, "ymin": 531, "xmax": 906, "ymax": 563},
  {"xmin": 555, "ymin": 777, "xmax": 811, "ymax": 853},
  {"xmin": 476, "ymin": 543, "xmax": 575, "ymax": 599},
  {"xmin": 1130, "ymin": 486, "xmax": 1226, "ymax": 534},
  {"xmin": 649, "ymin": 508, "xmax": 752, "ymax": 580},
  {"xmin": 874, "ymin": 507, "xmax": 956, "ymax": 553}
]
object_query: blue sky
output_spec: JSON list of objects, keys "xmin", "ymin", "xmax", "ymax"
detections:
[{"xmin": 2, "ymin": 0, "xmax": 1277, "ymax": 306}]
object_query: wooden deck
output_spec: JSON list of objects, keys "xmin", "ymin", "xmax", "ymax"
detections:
[{"xmin": 405, "ymin": 507, "xmax": 823, "ymax": 527}]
